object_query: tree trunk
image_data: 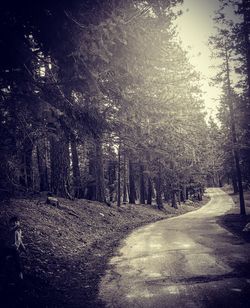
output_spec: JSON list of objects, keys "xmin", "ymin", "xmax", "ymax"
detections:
[
  {"xmin": 95, "ymin": 136, "xmax": 106, "ymax": 203},
  {"xmin": 180, "ymin": 185, "xmax": 186, "ymax": 203},
  {"xmin": 117, "ymin": 140, "xmax": 121, "ymax": 207},
  {"xmin": 231, "ymin": 169, "xmax": 238, "ymax": 194},
  {"xmin": 171, "ymin": 191, "xmax": 177, "ymax": 208},
  {"xmin": 122, "ymin": 152, "xmax": 127, "ymax": 204},
  {"xmin": 108, "ymin": 160, "xmax": 116, "ymax": 202},
  {"xmin": 164, "ymin": 183, "xmax": 171, "ymax": 203},
  {"xmin": 128, "ymin": 159, "xmax": 136, "ymax": 204},
  {"xmin": 234, "ymin": 150, "xmax": 246, "ymax": 215},
  {"xmin": 85, "ymin": 146, "xmax": 96, "ymax": 201},
  {"xmin": 71, "ymin": 136, "xmax": 82, "ymax": 198},
  {"xmin": 225, "ymin": 44, "xmax": 246, "ymax": 215},
  {"xmin": 139, "ymin": 163, "xmax": 145, "ymax": 204},
  {"xmin": 147, "ymin": 177, "xmax": 153, "ymax": 205},
  {"xmin": 155, "ymin": 165, "xmax": 163, "ymax": 209},
  {"xmin": 198, "ymin": 188, "xmax": 203, "ymax": 201},
  {"xmin": 50, "ymin": 135, "xmax": 71, "ymax": 198},
  {"xmin": 20, "ymin": 138, "xmax": 33, "ymax": 190},
  {"xmin": 37, "ymin": 138, "xmax": 49, "ymax": 191},
  {"xmin": 177, "ymin": 190, "xmax": 181, "ymax": 205}
]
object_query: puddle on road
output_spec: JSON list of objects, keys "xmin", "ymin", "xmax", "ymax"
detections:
[
  {"xmin": 230, "ymin": 288, "xmax": 242, "ymax": 292},
  {"xmin": 151, "ymin": 255, "xmax": 161, "ymax": 259},
  {"xmin": 163, "ymin": 285, "xmax": 180, "ymax": 295},
  {"xmin": 147, "ymin": 272, "xmax": 162, "ymax": 278},
  {"xmin": 145, "ymin": 271, "xmax": 246, "ymax": 286},
  {"xmin": 126, "ymin": 289, "xmax": 155, "ymax": 299},
  {"xmin": 149, "ymin": 243, "xmax": 162, "ymax": 249},
  {"xmin": 172, "ymin": 242, "xmax": 192, "ymax": 249}
]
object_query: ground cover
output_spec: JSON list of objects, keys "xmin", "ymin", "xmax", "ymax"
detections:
[{"xmin": 0, "ymin": 196, "xmax": 209, "ymax": 307}]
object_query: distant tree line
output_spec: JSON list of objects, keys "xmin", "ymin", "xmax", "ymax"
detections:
[{"xmin": 0, "ymin": 0, "xmax": 212, "ymax": 207}]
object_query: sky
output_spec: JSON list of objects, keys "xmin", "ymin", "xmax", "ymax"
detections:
[{"xmin": 174, "ymin": 0, "xmax": 222, "ymax": 117}]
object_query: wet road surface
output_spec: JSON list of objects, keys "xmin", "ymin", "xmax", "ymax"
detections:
[{"xmin": 98, "ymin": 188, "xmax": 250, "ymax": 307}]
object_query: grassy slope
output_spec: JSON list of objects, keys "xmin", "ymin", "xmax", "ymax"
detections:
[
  {"xmin": 0, "ymin": 196, "xmax": 209, "ymax": 307},
  {"xmin": 219, "ymin": 186, "xmax": 250, "ymax": 244}
]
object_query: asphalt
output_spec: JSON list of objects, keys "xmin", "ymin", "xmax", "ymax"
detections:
[{"xmin": 98, "ymin": 188, "xmax": 250, "ymax": 308}]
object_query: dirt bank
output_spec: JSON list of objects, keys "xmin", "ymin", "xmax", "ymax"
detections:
[
  {"xmin": 0, "ymin": 196, "xmax": 209, "ymax": 307},
  {"xmin": 219, "ymin": 188, "xmax": 250, "ymax": 244}
]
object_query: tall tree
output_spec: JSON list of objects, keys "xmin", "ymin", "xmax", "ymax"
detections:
[{"xmin": 210, "ymin": 7, "xmax": 247, "ymax": 214}]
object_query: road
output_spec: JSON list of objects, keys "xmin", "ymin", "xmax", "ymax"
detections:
[{"xmin": 98, "ymin": 188, "xmax": 250, "ymax": 308}]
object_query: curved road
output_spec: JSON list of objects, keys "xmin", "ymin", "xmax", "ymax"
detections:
[{"xmin": 99, "ymin": 188, "xmax": 250, "ymax": 307}]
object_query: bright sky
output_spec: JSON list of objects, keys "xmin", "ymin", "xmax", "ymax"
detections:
[{"xmin": 174, "ymin": 0, "xmax": 222, "ymax": 117}]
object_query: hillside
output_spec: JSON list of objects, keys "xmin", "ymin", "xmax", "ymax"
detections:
[
  {"xmin": 219, "ymin": 188, "xmax": 250, "ymax": 243},
  {"xmin": 0, "ymin": 196, "xmax": 209, "ymax": 307}
]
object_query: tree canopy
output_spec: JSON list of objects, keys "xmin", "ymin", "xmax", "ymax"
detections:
[{"xmin": 0, "ymin": 0, "xmax": 213, "ymax": 207}]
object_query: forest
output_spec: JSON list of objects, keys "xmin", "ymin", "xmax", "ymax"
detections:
[{"xmin": 0, "ymin": 0, "xmax": 249, "ymax": 212}]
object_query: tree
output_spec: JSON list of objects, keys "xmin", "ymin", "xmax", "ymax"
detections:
[
  {"xmin": 0, "ymin": 0, "xmax": 210, "ymax": 210},
  {"xmin": 210, "ymin": 6, "xmax": 247, "ymax": 215}
]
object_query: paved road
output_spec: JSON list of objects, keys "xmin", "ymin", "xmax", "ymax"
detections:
[{"xmin": 98, "ymin": 188, "xmax": 250, "ymax": 308}]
